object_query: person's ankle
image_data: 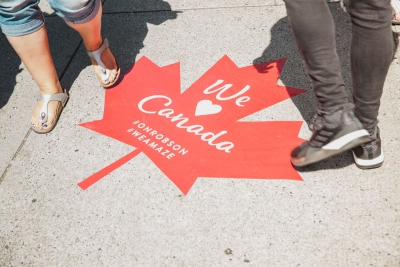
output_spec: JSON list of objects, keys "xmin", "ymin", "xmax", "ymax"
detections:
[
  {"xmin": 39, "ymin": 82, "xmax": 63, "ymax": 95},
  {"xmin": 85, "ymin": 38, "xmax": 103, "ymax": 52}
]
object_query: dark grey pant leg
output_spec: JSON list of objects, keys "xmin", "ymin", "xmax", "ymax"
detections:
[
  {"xmin": 346, "ymin": 0, "xmax": 393, "ymax": 133},
  {"xmin": 283, "ymin": 0, "xmax": 349, "ymax": 113},
  {"xmin": 283, "ymin": 0, "xmax": 393, "ymax": 134}
]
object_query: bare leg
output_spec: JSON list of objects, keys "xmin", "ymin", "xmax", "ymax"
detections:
[
  {"xmin": 6, "ymin": 26, "xmax": 63, "ymax": 130},
  {"xmin": 66, "ymin": 3, "xmax": 118, "ymax": 85}
]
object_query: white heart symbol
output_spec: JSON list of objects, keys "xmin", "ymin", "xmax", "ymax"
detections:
[{"xmin": 195, "ymin": 100, "xmax": 222, "ymax": 116}]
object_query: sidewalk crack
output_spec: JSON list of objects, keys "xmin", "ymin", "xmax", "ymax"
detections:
[{"xmin": 0, "ymin": 129, "xmax": 31, "ymax": 184}]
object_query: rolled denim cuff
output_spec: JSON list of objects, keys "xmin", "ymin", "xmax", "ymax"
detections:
[
  {"xmin": 62, "ymin": 0, "xmax": 101, "ymax": 25},
  {"xmin": 1, "ymin": 12, "xmax": 44, "ymax": 37}
]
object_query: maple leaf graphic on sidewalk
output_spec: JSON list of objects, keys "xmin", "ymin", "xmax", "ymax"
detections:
[{"xmin": 78, "ymin": 55, "xmax": 306, "ymax": 194}]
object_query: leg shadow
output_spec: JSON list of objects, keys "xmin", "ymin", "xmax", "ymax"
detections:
[
  {"xmin": 0, "ymin": 0, "xmax": 179, "ymax": 108},
  {"xmin": 0, "ymin": 35, "xmax": 22, "ymax": 110}
]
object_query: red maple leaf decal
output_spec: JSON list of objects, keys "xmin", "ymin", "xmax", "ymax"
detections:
[{"xmin": 78, "ymin": 56, "xmax": 306, "ymax": 194}]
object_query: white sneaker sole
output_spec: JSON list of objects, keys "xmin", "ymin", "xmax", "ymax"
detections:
[
  {"xmin": 292, "ymin": 130, "xmax": 371, "ymax": 167},
  {"xmin": 322, "ymin": 129, "xmax": 370, "ymax": 150},
  {"xmin": 353, "ymin": 150, "xmax": 384, "ymax": 169}
]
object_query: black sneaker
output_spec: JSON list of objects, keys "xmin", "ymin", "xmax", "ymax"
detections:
[
  {"xmin": 352, "ymin": 127, "xmax": 384, "ymax": 169},
  {"xmin": 291, "ymin": 104, "xmax": 371, "ymax": 167}
]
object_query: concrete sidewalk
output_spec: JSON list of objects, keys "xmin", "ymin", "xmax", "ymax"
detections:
[{"xmin": 1, "ymin": 1, "xmax": 399, "ymax": 266}]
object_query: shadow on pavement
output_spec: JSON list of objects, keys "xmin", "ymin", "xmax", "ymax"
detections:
[
  {"xmin": 0, "ymin": 35, "xmax": 22, "ymax": 110},
  {"xmin": 254, "ymin": 3, "xmax": 353, "ymax": 125},
  {"xmin": 0, "ymin": 0, "xmax": 179, "ymax": 109},
  {"xmin": 61, "ymin": 0, "xmax": 179, "ymax": 89},
  {"xmin": 106, "ymin": 0, "xmax": 179, "ymax": 81}
]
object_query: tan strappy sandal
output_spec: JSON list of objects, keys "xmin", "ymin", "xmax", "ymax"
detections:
[
  {"xmin": 31, "ymin": 89, "xmax": 69, "ymax": 134},
  {"xmin": 87, "ymin": 38, "xmax": 121, "ymax": 88}
]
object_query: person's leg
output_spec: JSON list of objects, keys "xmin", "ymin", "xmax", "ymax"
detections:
[
  {"xmin": 345, "ymin": 0, "xmax": 393, "ymax": 168},
  {"xmin": 67, "ymin": 4, "xmax": 119, "ymax": 86},
  {"xmin": 283, "ymin": 0, "xmax": 370, "ymax": 167},
  {"xmin": 47, "ymin": 0, "xmax": 119, "ymax": 87},
  {"xmin": 7, "ymin": 27, "xmax": 64, "ymax": 130},
  {"xmin": 284, "ymin": 0, "xmax": 349, "ymax": 112},
  {"xmin": 348, "ymin": 0, "xmax": 393, "ymax": 133},
  {"xmin": 1, "ymin": 0, "xmax": 65, "ymax": 131}
]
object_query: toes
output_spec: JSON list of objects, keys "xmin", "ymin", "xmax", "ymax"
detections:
[
  {"xmin": 35, "ymin": 122, "xmax": 43, "ymax": 130},
  {"xmin": 31, "ymin": 116, "xmax": 41, "ymax": 130},
  {"xmin": 102, "ymin": 69, "xmax": 118, "ymax": 85},
  {"xmin": 45, "ymin": 101, "xmax": 57, "ymax": 127},
  {"xmin": 109, "ymin": 71, "xmax": 117, "ymax": 83},
  {"xmin": 31, "ymin": 123, "xmax": 42, "ymax": 131},
  {"xmin": 31, "ymin": 100, "xmax": 59, "ymax": 131},
  {"xmin": 31, "ymin": 101, "xmax": 43, "ymax": 130}
]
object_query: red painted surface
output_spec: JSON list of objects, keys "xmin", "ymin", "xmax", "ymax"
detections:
[
  {"xmin": 77, "ymin": 149, "xmax": 141, "ymax": 190},
  {"xmin": 79, "ymin": 56, "xmax": 306, "ymax": 194}
]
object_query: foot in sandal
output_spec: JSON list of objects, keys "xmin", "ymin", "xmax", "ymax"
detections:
[
  {"xmin": 30, "ymin": 86, "xmax": 68, "ymax": 134},
  {"xmin": 87, "ymin": 38, "xmax": 121, "ymax": 88}
]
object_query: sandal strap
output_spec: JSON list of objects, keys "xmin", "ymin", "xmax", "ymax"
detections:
[
  {"xmin": 38, "ymin": 91, "xmax": 68, "ymax": 124},
  {"xmin": 87, "ymin": 38, "xmax": 109, "ymax": 69},
  {"xmin": 87, "ymin": 38, "xmax": 110, "ymax": 83}
]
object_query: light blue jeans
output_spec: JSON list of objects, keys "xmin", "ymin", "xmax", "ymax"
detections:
[{"xmin": 0, "ymin": 0, "xmax": 100, "ymax": 36}]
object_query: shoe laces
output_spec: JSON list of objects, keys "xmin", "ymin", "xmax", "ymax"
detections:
[
  {"xmin": 308, "ymin": 110, "xmax": 331, "ymax": 131},
  {"xmin": 308, "ymin": 104, "xmax": 354, "ymax": 131},
  {"xmin": 361, "ymin": 128, "xmax": 379, "ymax": 151},
  {"xmin": 360, "ymin": 139, "xmax": 378, "ymax": 152}
]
